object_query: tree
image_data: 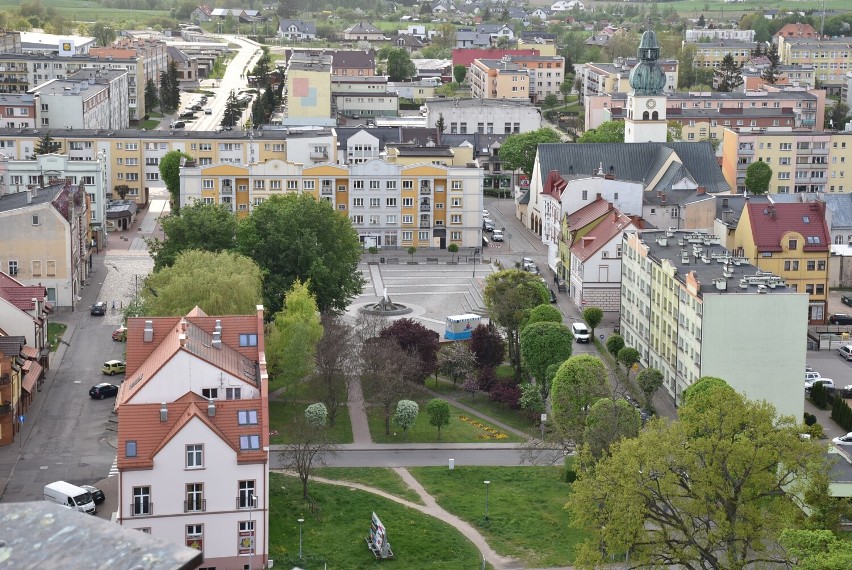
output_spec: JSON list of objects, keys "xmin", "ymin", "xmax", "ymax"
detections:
[
  {"xmin": 266, "ymin": 280, "xmax": 323, "ymax": 386},
  {"xmin": 498, "ymin": 128, "xmax": 562, "ymax": 180},
  {"xmin": 146, "ymin": 202, "xmax": 237, "ymax": 270},
  {"xmin": 779, "ymin": 530, "xmax": 852, "ymax": 570},
  {"xmin": 666, "ymin": 120, "xmax": 683, "ymax": 142},
  {"xmin": 682, "ymin": 376, "xmax": 735, "ymax": 407},
  {"xmin": 453, "ymin": 64, "xmax": 466, "ymax": 84},
  {"xmin": 33, "ymin": 133, "xmax": 60, "ymax": 156},
  {"xmin": 519, "ymin": 382, "xmax": 545, "ymax": 417},
  {"xmin": 469, "ymin": 324, "xmax": 505, "ymax": 369},
  {"xmin": 113, "ymin": 184, "xmax": 131, "ymax": 200},
  {"xmin": 745, "ymin": 160, "xmax": 773, "ymax": 195},
  {"xmin": 550, "ymin": 355, "xmax": 610, "ymax": 444},
  {"xmin": 567, "ymin": 383, "xmax": 827, "ymax": 570},
  {"xmin": 616, "ymin": 346, "xmax": 640, "ymax": 374},
  {"xmin": 717, "ymin": 53, "xmax": 743, "ymax": 92},
  {"xmin": 437, "ymin": 342, "xmax": 477, "ymax": 387},
  {"xmin": 158, "ymin": 63, "xmax": 179, "ymax": 113},
  {"xmin": 387, "ymin": 49, "xmax": 416, "ymax": 81},
  {"xmin": 577, "ymin": 121, "xmax": 624, "ymax": 143},
  {"xmin": 583, "ymin": 398, "xmax": 640, "ymax": 459},
  {"xmin": 393, "ymin": 400, "xmax": 419, "ymax": 437},
  {"xmin": 311, "ymin": 313, "xmax": 356, "ymax": 427},
  {"xmin": 91, "ymin": 22, "xmax": 116, "ymax": 47},
  {"xmin": 140, "ymin": 250, "xmax": 263, "ymax": 316},
  {"xmin": 826, "ymin": 101, "xmax": 850, "ymax": 130},
  {"xmin": 636, "ymin": 367, "xmax": 664, "ymax": 410},
  {"xmin": 221, "ymin": 90, "xmax": 242, "ymax": 129},
  {"xmin": 237, "ymin": 194, "xmax": 364, "ymax": 315},
  {"xmin": 380, "ymin": 318, "xmax": 440, "ymax": 383},
  {"xmin": 158, "ymin": 150, "xmax": 193, "ymax": 212},
  {"xmin": 447, "ymin": 242, "xmax": 458, "ymax": 262},
  {"xmin": 697, "ymin": 14, "xmax": 705, "ymax": 28},
  {"xmin": 361, "ymin": 338, "xmax": 422, "ymax": 436},
  {"xmin": 484, "ymin": 269, "xmax": 550, "ymax": 377},
  {"xmin": 520, "ymin": 322, "xmax": 573, "ymax": 398},
  {"xmin": 143, "ymin": 78, "xmax": 159, "ymax": 115},
  {"xmin": 524, "ymin": 304, "xmax": 563, "ymax": 329},
  {"xmin": 279, "ymin": 417, "xmax": 337, "ymax": 499},
  {"xmin": 762, "ymin": 42, "xmax": 782, "ymax": 84},
  {"xmin": 543, "ymin": 94, "xmax": 559, "ymax": 108},
  {"xmin": 426, "ymin": 398, "xmax": 451, "ymax": 437},
  {"xmin": 582, "ymin": 306, "xmax": 603, "ymax": 337},
  {"xmin": 605, "ymin": 334, "xmax": 625, "ymax": 358},
  {"xmin": 304, "ymin": 403, "xmax": 328, "ymax": 427}
]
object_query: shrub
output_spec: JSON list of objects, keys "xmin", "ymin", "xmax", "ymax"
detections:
[
  {"xmin": 489, "ymin": 382, "xmax": 522, "ymax": 409},
  {"xmin": 304, "ymin": 402, "xmax": 328, "ymax": 427},
  {"xmin": 804, "ymin": 422, "xmax": 825, "ymax": 439},
  {"xmin": 477, "ymin": 366, "xmax": 497, "ymax": 392},
  {"xmin": 804, "ymin": 412, "xmax": 817, "ymax": 426},
  {"xmin": 605, "ymin": 334, "xmax": 624, "ymax": 358},
  {"xmin": 810, "ymin": 383, "xmax": 828, "ymax": 409}
]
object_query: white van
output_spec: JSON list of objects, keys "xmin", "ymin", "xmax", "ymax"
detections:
[{"xmin": 44, "ymin": 481, "xmax": 96, "ymax": 514}]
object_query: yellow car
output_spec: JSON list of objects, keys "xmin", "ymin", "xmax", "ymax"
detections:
[{"xmin": 102, "ymin": 360, "xmax": 126, "ymax": 376}]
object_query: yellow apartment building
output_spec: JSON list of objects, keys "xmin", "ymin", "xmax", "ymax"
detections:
[
  {"xmin": 469, "ymin": 58, "xmax": 530, "ymax": 100},
  {"xmin": 688, "ymin": 40, "xmax": 758, "ymax": 68},
  {"xmin": 721, "ymin": 129, "xmax": 852, "ymax": 195},
  {"xmin": 179, "ymin": 157, "xmax": 484, "ymax": 250},
  {"xmin": 777, "ymin": 36, "xmax": 852, "ymax": 96},
  {"xmin": 732, "ymin": 201, "xmax": 830, "ymax": 322},
  {"xmin": 285, "ymin": 52, "xmax": 334, "ymax": 126}
]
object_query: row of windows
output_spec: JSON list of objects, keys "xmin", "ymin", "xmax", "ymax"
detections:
[
  {"xmin": 782, "ymin": 260, "xmax": 827, "ymax": 271},
  {"xmin": 129, "ymin": 480, "xmax": 257, "ymax": 520}
]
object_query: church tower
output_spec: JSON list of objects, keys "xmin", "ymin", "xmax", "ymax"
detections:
[{"xmin": 624, "ymin": 22, "xmax": 668, "ymax": 143}]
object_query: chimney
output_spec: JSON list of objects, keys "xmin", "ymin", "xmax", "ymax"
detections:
[
  {"xmin": 207, "ymin": 400, "xmax": 216, "ymax": 417},
  {"xmin": 143, "ymin": 320, "xmax": 154, "ymax": 342},
  {"xmin": 160, "ymin": 402, "xmax": 168, "ymax": 422},
  {"xmin": 180, "ymin": 318, "xmax": 188, "ymax": 333},
  {"xmin": 697, "ymin": 186, "xmax": 706, "ymax": 195},
  {"xmin": 179, "ymin": 333, "xmax": 187, "ymax": 348},
  {"xmin": 596, "ymin": 193, "xmax": 602, "ymax": 200}
]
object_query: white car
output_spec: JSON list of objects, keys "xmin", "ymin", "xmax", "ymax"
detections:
[
  {"xmin": 204, "ymin": 107, "xmax": 213, "ymax": 114},
  {"xmin": 805, "ymin": 378, "xmax": 834, "ymax": 391},
  {"xmin": 572, "ymin": 322, "xmax": 591, "ymax": 343},
  {"xmin": 832, "ymin": 432, "xmax": 852, "ymax": 447},
  {"xmin": 491, "ymin": 230, "xmax": 504, "ymax": 242},
  {"xmin": 805, "ymin": 371, "xmax": 821, "ymax": 382},
  {"xmin": 482, "ymin": 209, "xmax": 490, "ymax": 217}
]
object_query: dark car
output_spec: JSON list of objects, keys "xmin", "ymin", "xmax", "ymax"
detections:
[
  {"xmin": 843, "ymin": 295, "xmax": 852, "ymax": 307},
  {"xmin": 90, "ymin": 301, "xmax": 106, "ymax": 316},
  {"xmin": 171, "ymin": 121, "xmax": 186, "ymax": 129},
  {"xmin": 81, "ymin": 485, "xmax": 105, "ymax": 505},
  {"xmin": 829, "ymin": 313, "xmax": 852, "ymax": 325},
  {"xmin": 89, "ymin": 383, "xmax": 119, "ymax": 399}
]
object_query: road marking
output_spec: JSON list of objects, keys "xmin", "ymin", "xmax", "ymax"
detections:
[{"xmin": 108, "ymin": 456, "xmax": 119, "ymax": 477}]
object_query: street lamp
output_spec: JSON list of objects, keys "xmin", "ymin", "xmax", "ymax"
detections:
[
  {"xmin": 297, "ymin": 518, "xmax": 305, "ymax": 560},
  {"xmin": 484, "ymin": 480, "xmax": 490, "ymax": 521}
]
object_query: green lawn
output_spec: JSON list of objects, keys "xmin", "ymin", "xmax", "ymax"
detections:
[
  {"xmin": 367, "ymin": 402, "xmax": 523, "ymax": 443},
  {"xmin": 269, "ymin": 400, "xmax": 353, "ymax": 445},
  {"xmin": 426, "ymin": 378, "xmax": 537, "ymax": 436},
  {"xmin": 141, "ymin": 119, "xmax": 160, "ymax": 130},
  {"xmin": 47, "ymin": 322, "xmax": 67, "ymax": 352},
  {"xmin": 312, "ymin": 467, "xmax": 424, "ymax": 505},
  {"xmin": 409, "ymin": 466, "xmax": 586, "ymax": 567},
  {"xmin": 0, "ymin": 0, "xmax": 171, "ymax": 23},
  {"xmin": 269, "ymin": 472, "xmax": 483, "ymax": 569}
]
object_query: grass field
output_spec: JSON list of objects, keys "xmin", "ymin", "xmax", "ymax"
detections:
[
  {"xmin": 312, "ymin": 467, "xmax": 424, "ymax": 504},
  {"xmin": 269, "ymin": 400, "xmax": 354, "ymax": 445},
  {"xmin": 0, "ymin": 0, "xmax": 171, "ymax": 23},
  {"xmin": 367, "ymin": 401, "xmax": 524, "ymax": 443},
  {"xmin": 47, "ymin": 322, "xmax": 67, "ymax": 351},
  {"xmin": 269, "ymin": 472, "xmax": 484, "ymax": 569},
  {"xmin": 409, "ymin": 465, "xmax": 585, "ymax": 567},
  {"xmin": 426, "ymin": 378, "xmax": 538, "ymax": 436}
]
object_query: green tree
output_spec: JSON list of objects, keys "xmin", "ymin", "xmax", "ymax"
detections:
[
  {"xmin": 437, "ymin": 341, "xmax": 477, "ymax": 388},
  {"xmin": 237, "ymin": 194, "xmax": 364, "ymax": 315},
  {"xmin": 826, "ymin": 101, "xmax": 850, "ymax": 130},
  {"xmin": 524, "ymin": 304, "xmax": 562, "ymax": 329},
  {"xmin": 543, "ymin": 94, "xmax": 559, "ymax": 108},
  {"xmin": 387, "ymin": 48, "xmax": 416, "ymax": 81},
  {"xmin": 266, "ymin": 280, "xmax": 323, "ymax": 386},
  {"xmin": 144, "ymin": 78, "xmax": 158, "ymax": 114},
  {"xmin": 745, "ymin": 160, "xmax": 773, "ymax": 195},
  {"xmin": 666, "ymin": 120, "xmax": 683, "ymax": 142},
  {"xmin": 158, "ymin": 64, "xmax": 179, "ymax": 113},
  {"xmin": 762, "ymin": 42, "xmax": 782, "ymax": 84},
  {"xmin": 605, "ymin": 334, "xmax": 624, "ymax": 358},
  {"xmin": 380, "ymin": 318, "xmax": 441, "ymax": 383},
  {"xmin": 140, "ymin": 250, "xmax": 263, "ymax": 316},
  {"xmin": 113, "ymin": 184, "xmax": 131, "ymax": 200},
  {"xmin": 779, "ymin": 530, "xmax": 852, "ymax": 570},
  {"xmin": 453, "ymin": 64, "xmax": 467, "ymax": 84},
  {"xmin": 519, "ymin": 382, "xmax": 545, "ymax": 417},
  {"xmin": 617, "ymin": 346, "xmax": 640, "ymax": 374},
  {"xmin": 583, "ymin": 398, "xmax": 641, "ymax": 459},
  {"xmin": 426, "ymin": 398, "xmax": 451, "ymax": 437},
  {"xmin": 498, "ymin": 128, "xmax": 562, "ymax": 179},
  {"xmin": 158, "ymin": 150, "xmax": 193, "ymax": 212},
  {"xmin": 682, "ymin": 376, "xmax": 735, "ymax": 407},
  {"xmin": 636, "ymin": 367, "xmax": 664, "ymax": 410},
  {"xmin": 582, "ymin": 306, "xmax": 603, "ymax": 337},
  {"xmin": 304, "ymin": 402, "xmax": 328, "ymax": 427},
  {"xmin": 147, "ymin": 201, "xmax": 237, "ymax": 270},
  {"xmin": 483, "ymin": 269, "xmax": 550, "ymax": 377},
  {"xmin": 447, "ymin": 242, "xmax": 458, "ymax": 262},
  {"xmin": 33, "ymin": 133, "xmax": 60, "ymax": 156},
  {"xmin": 469, "ymin": 324, "xmax": 505, "ymax": 369},
  {"xmin": 577, "ymin": 121, "xmax": 624, "ymax": 143},
  {"xmin": 520, "ymin": 321, "xmax": 573, "ymax": 398},
  {"xmin": 91, "ymin": 22, "xmax": 116, "ymax": 47},
  {"xmin": 361, "ymin": 338, "xmax": 421, "ymax": 436},
  {"xmin": 221, "ymin": 90, "xmax": 242, "ymax": 129},
  {"xmin": 311, "ymin": 313, "xmax": 356, "ymax": 427},
  {"xmin": 717, "ymin": 53, "xmax": 743, "ymax": 92},
  {"xmin": 567, "ymin": 383, "xmax": 827, "ymax": 570},
  {"xmin": 550, "ymin": 355, "xmax": 610, "ymax": 444},
  {"xmin": 393, "ymin": 400, "xmax": 419, "ymax": 437}
]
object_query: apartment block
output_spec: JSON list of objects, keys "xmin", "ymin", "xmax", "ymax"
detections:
[
  {"xmin": 179, "ymin": 158, "xmax": 484, "ymax": 249},
  {"xmin": 684, "ymin": 29, "xmax": 756, "ymax": 43},
  {"xmin": 778, "ymin": 36, "xmax": 852, "ymax": 96},
  {"xmin": 424, "ymin": 97, "xmax": 542, "ymax": 135},
  {"xmin": 284, "ymin": 53, "xmax": 334, "ymax": 126},
  {"xmin": 469, "ymin": 58, "xmax": 530, "ymax": 100},
  {"xmin": 499, "ymin": 55, "xmax": 566, "ymax": 103},
  {"xmin": 0, "ymin": 93, "xmax": 36, "ymax": 129},
  {"xmin": 30, "ymin": 68, "xmax": 130, "ymax": 130},
  {"xmin": 687, "ymin": 40, "xmax": 758, "ymax": 68},
  {"xmin": 576, "ymin": 58, "xmax": 678, "ymax": 98},
  {"xmin": 116, "ymin": 308, "xmax": 269, "ymax": 569},
  {"xmin": 721, "ymin": 129, "xmax": 852, "ymax": 195},
  {"xmin": 620, "ymin": 229, "xmax": 808, "ymax": 418}
]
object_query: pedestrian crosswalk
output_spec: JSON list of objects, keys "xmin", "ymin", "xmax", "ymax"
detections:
[{"xmin": 108, "ymin": 455, "xmax": 119, "ymax": 477}]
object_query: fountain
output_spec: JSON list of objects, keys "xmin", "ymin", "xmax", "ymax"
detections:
[{"xmin": 359, "ymin": 287, "xmax": 412, "ymax": 316}]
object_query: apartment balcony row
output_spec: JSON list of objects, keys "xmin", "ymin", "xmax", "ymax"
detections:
[{"xmin": 129, "ymin": 496, "xmax": 265, "ymax": 517}]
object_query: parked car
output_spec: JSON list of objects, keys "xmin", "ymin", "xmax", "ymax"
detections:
[
  {"xmin": 190, "ymin": 104, "xmax": 203, "ymax": 111},
  {"xmin": 491, "ymin": 230, "xmax": 504, "ymax": 242},
  {"xmin": 112, "ymin": 325, "xmax": 127, "ymax": 342},
  {"xmin": 483, "ymin": 221, "xmax": 495, "ymax": 232},
  {"xmin": 806, "ymin": 363, "xmax": 814, "ymax": 372},
  {"xmin": 832, "ymin": 432, "xmax": 852, "ymax": 447},
  {"xmin": 843, "ymin": 295, "xmax": 852, "ymax": 307},
  {"xmin": 482, "ymin": 209, "xmax": 490, "ymax": 217},
  {"xmin": 805, "ymin": 378, "xmax": 834, "ymax": 392},
  {"xmin": 841, "ymin": 385, "xmax": 852, "ymax": 398},
  {"xmin": 838, "ymin": 345, "xmax": 852, "ymax": 361},
  {"xmin": 89, "ymin": 383, "xmax": 119, "ymax": 399},
  {"xmin": 90, "ymin": 301, "xmax": 106, "ymax": 316},
  {"xmin": 829, "ymin": 313, "xmax": 852, "ymax": 325},
  {"xmin": 204, "ymin": 107, "xmax": 213, "ymax": 114},
  {"xmin": 171, "ymin": 121, "xmax": 186, "ymax": 129},
  {"xmin": 101, "ymin": 360, "xmax": 126, "ymax": 375},
  {"xmin": 80, "ymin": 484, "xmax": 105, "ymax": 505},
  {"xmin": 805, "ymin": 371, "xmax": 822, "ymax": 382},
  {"xmin": 572, "ymin": 322, "xmax": 591, "ymax": 343}
]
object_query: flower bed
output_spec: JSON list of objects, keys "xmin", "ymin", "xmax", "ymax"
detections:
[{"xmin": 458, "ymin": 415, "xmax": 509, "ymax": 440}]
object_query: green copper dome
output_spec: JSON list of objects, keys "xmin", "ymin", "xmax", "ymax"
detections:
[{"xmin": 629, "ymin": 28, "xmax": 666, "ymax": 95}]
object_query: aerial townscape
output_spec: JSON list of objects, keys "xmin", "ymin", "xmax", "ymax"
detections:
[{"xmin": 4, "ymin": 0, "xmax": 852, "ymax": 568}]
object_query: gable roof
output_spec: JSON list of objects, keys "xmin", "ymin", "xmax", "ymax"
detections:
[
  {"xmin": 279, "ymin": 19, "xmax": 317, "ymax": 34},
  {"xmin": 566, "ymin": 196, "xmax": 615, "ymax": 229},
  {"xmin": 571, "ymin": 209, "xmax": 635, "ymax": 261},
  {"xmin": 745, "ymin": 201, "xmax": 830, "ymax": 253},
  {"xmin": 345, "ymin": 21, "xmax": 383, "ymax": 34},
  {"xmin": 0, "ymin": 335, "xmax": 25, "ymax": 359},
  {"xmin": 0, "ymin": 272, "xmax": 49, "ymax": 313}
]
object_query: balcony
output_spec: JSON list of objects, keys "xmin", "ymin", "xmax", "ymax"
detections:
[
  {"xmin": 184, "ymin": 499, "xmax": 206, "ymax": 513},
  {"xmin": 220, "ymin": 186, "xmax": 233, "ymax": 195},
  {"xmin": 420, "ymin": 183, "xmax": 432, "ymax": 195},
  {"xmin": 321, "ymin": 187, "xmax": 333, "ymax": 195},
  {"xmin": 310, "ymin": 151, "xmax": 329, "ymax": 160},
  {"xmin": 129, "ymin": 501, "xmax": 153, "ymax": 516},
  {"xmin": 738, "ymin": 144, "xmax": 755, "ymax": 154}
]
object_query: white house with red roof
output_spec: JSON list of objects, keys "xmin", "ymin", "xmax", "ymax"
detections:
[
  {"xmin": 0, "ymin": 270, "xmax": 51, "ymax": 370},
  {"xmin": 116, "ymin": 306, "xmax": 269, "ymax": 569},
  {"xmin": 569, "ymin": 209, "xmax": 638, "ymax": 310}
]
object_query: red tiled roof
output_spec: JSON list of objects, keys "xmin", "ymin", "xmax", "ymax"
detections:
[
  {"xmin": 21, "ymin": 346, "xmax": 38, "ymax": 359},
  {"xmin": 745, "ymin": 202, "xmax": 830, "ymax": 253},
  {"xmin": 452, "ymin": 48, "xmax": 539, "ymax": 67},
  {"xmin": 570, "ymin": 210, "xmax": 636, "ymax": 262},
  {"xmin": 0, "ymin": 271, "xmax": 47, "ymax": 312},
  {"xmin": 22, "ymin": 361, "xmax": 42, "ymax": 393},
  {"xmin": 117, "ymin": 392, "xmax": 267, "ymax": 470},
  {"xmin": 540, "ymin": 170, "xmax": 567, "ymax": 200},
  {"xmin": 565, "ymin": 196, "xmax": 614, "ymax": 230}
]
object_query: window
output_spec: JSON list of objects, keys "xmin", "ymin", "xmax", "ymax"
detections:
[
  {"xmin": 402, "ymin": 215, "xmax": 413, "ymax": 224},
  {"xmin": 238, "ymin": 410, "xmax": 259, "ymax": 425},
  {"xmin": 370, "ymin": 198, "xmax": 380, "ymax": 207},
  {"xmin": 353, "ymin": 198, "xmax": 364, "ymax": 207},
  {"xmin": 402, "ymin": 231, "xmax": 413, "ymax": 241},
  {"xmin": 186, "ymin": 444, "xmax": 203, "ymax": 468},
  {"xmin": 202, "ymin": 179, "xmax": 214, "ymax": 189},
  {"xmin": 816, "ymin": 284, "xmax": 825, "ymax": 295},
  {"xmin": 807, "ymin": 260, "xmax": 816, "ymax": 271},
  {"xmin": 351, "ymin": 215, "xmax": 364, "ymax": 224},
  {"xmin": 185, "ymin": 483, "xmax": 204, "ymax": 512},
  {"xmin": 8, "ymin": 261, "xmax": 17, "ymax": 276},
  {"xmin": 126, "ymin": 440, "xmax": 137, "ymax": 457},
  {"xmin": 451, "ymin": 231, "xmax": 461, "ymax": 240},
  {"xmin": 451, "ymin": 197, "xmax": 462, "ymax": 207},
  {"xmin": 419, "ymin": 231, "xmax": 430, "ymax": 241},
  {"xmin": 784, "ymin": 260, "xmax": 800, "ymax": 271},
  {"xmin": 788, "ymin": 239, "xmax": 798, "ymax": 250},
  {"xmin": 132, "ymin": 486, "xmax": 151, "ymax": 516},
  {"xmin": 386, "ymin": 215, "xmax": 396, "ymax": 224},
  {"xmin": 353, "ymin": 180, "xmax": 364, "ymax": 190},
  {"xmin": 386, "ymin": 198, "xmax": 396, "ymax": 207},
  {"xmin": 238, "ymin": 481, "xmax": 256, "ymax": 509},
  {"xmin": 304, "ymin": 180, "xmax": 315, "ymax": 190},
  {"xmin": 818, "ymin": 260, "xmax": 826, "ymax": 271},
  {"xmin": 226, "ymin": 388, "xmax": 242, "ymax": 400},
  {"xmin": 451, "ymin": 214, "xmax": 462, "ymax": 224},
  {"xmin": 202, "ymin": 388, "xmax": 218, "ymax": 399},
  {"xmin": 239, "ymin": 334, "xmax": 257, "ymax": 347},
  {"xmin": 370, "ymin": 180, "xmax": 380, "ymax": 190},
  {"xmin": 402, "ymin": 198, "xmax": 413, "ymax": 207},
  {"xmin": 186, "ymin": 525, "xmax": 203, "ymax": 552},
  {"xmin": 240, "ymin": 435, "xmax": 260, "ymax": 450},
  {"xmin": 32, "ymin": 215, "xmax": 39, "ymax": 226}
]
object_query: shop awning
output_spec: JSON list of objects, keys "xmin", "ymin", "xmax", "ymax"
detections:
[{"xmin": 22, "ymin": 361, "xmax": 43, "ymax": 394}]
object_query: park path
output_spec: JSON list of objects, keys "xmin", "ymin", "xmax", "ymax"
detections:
[
  {"xmin": 348, "ymin": 378, "xmax": 372, "ymax": 444},
  {"xmin": 421, "ymin": 384, "xmax": 533, "ymax": 441}
]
